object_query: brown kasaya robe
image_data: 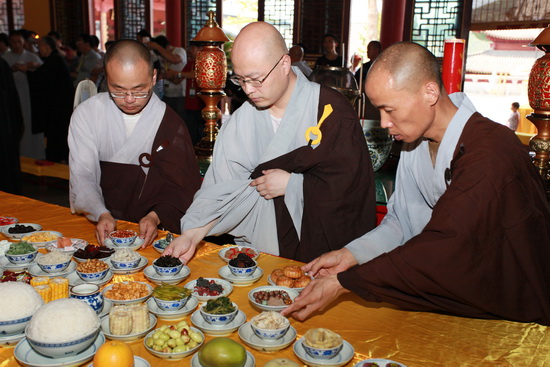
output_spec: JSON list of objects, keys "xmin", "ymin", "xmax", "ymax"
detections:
[
  {"xmin": 252, "ymin": 86, "xmax": 377, "ymax": 262},
  {"xmin": 100, "ymin": 107, "xmax": 201, "ymax": 234},
  {"xmin": 338, "ymin": 113, "xmax": 550, "ymax": 325}
]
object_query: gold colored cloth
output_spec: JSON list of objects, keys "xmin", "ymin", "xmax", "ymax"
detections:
[{"xmin": 0, "ymin": 192, "xmax": 549, "ymax": 366}]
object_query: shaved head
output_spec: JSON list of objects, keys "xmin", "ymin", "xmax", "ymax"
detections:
[
  {"xmin": 369, "ymin": 41, "xmax": 443, "ymax": 94},
  {"xmin": 232, "ymin": 22, "xmax": 288, "ymax": 66},
  {"xmin": 104, "ymin": 39, "xmax": 154, "ymax": 76}
]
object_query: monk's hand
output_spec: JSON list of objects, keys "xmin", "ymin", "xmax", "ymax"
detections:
[
  {"xmin": 162, "ymin": 232, "xmax": 198, "ymax": 265},
  {"xmin": 280, "ymin": 275, "xmax": 349, "ymax": 321},
  {"xmin": 303, "ymin": 248, "xmax": 358, "ymax": 278},
  {"xmin": 249, "ymin": 169, "xmax": 290, "ymax": 200},
  {"xmin": 96, "ymin": 212, "xmax": 116, "ymax": 245},
  {"xmin": 138, "ymin": 211, "xmax": 160, "ymax": 248}
]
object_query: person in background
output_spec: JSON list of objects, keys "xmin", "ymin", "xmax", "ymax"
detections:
[
  {"xmin": 0, "ymin": 57, "xmax": 24, "ymax": 194},
  {"xmin": 69, "ymin": 39, "xmax": 201, "ymax": 247},
  {"xmin": 281, "ymin": 42, "xmax": 550, "ymax": 326},
  {"xmin": 315, "ymin": 33, "xmax": 343, "ymax": 68},
  {"xmin": 27, "ymin": 36, "xmax": 74, "ymax": 163},
  {"xmin": 147, "ymin": 35, "xmax": 187, "ymax": 120},
  {"xmin": 90, "ymin": 35, "xmax": 104, "ymax": 57},
  {"xmin": 289, "ymin": 45, "xmax": 312, "ymax": 77},
  {"xmin": 47, "ymin": 31, "xmax": 76, "ymax": 62},
  {"xmin": 21, "ymin": 29, "xmax": 39, "ymax": 54},
  {"xmin": 507, "ymin": 102, "xmax": 520, "ymax": 131},
  {"xmin": 163, "ymin": 22, "xmax": 376, "ymax": 264},
  {"xmin": 72, "ymin": 33, "xmax": 102, "ymax": 87},
  {"xmin": 0, "ymin": 33, "xmax": 9, "ymax": 57},
  {"xmin": 137, "ymin": 29, "xmax": 163, "ymax": 99},
  {"xmin": 354, "ymin": 40, "xmax": 381, "ymax": 86},
  {"xmin": 2, "ymin": 30, "xmax": 45, "ymax": 160}
]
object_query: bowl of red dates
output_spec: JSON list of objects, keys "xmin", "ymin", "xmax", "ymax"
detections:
[
  {"xmin": 108, "ymin": 229, "xmax": 137, "ymax": 247},
  {"xmin": 227, "ymin": 253, "xmax": 257, "ymax": 278},
  {"xmin": 74, "ymin": 244, "xmax": 115, "ymax": 263}
]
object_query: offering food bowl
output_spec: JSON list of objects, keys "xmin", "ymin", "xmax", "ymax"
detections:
[
  {"xmin": 0, "ymin": 315, "xmax": 32, "ymax": 335},
  {"xmin": 108, "ymin": 230, "xmax": 137, "ymax": 247},
  {"xmin": 37, "ymin": 259, "xmax": 71, "ymax": 273},
  {"xmin": 302, "ymin": 339, "xmax": 343, "ymax": 360},
  {"xmin": 153, "ymin": 295, "xmax": 191, "ymax": 311},
  {"xmin": 228, "ymin": 262, "xmax": 257, "ymax": 278},
  {"xmin": 250, "ymin": 312, "xmax": 290, "ymax": 341},
  {"xmin": 6, "ymin": 249, "xmax": 38, "ymax": 265},
  {"xmin": 110, "ymin": 257, "xmax": 140, "ymax": 269},
  {"xmin": 77, "ymin": 267, "xmax": 109, "ymax": 281},
  {"xmin": 199, "ymin": 302, "xmax": 239, "ymax": 326},
  {"xmin": 25, "ymin": 326, "xmax": 100, "ymax": 358},
  {"xmin": 152, "ymin": 262, "xmax": 183, "ymax": 277}
]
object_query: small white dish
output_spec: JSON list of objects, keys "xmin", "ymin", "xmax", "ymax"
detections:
[
  {"xmin": 152, "ymin": 238, "xmax": 170, "ymax": 253},
  {"xmin": 101, "ymin": 313, "xmax": 157, "ymax": 341},
  {"xmin": 28, "ymin": 260, "xmax": 76, "ymax": 277},
  {"xmin": 0, "ymin": 329, "xmax": 25, "ymax": 346},
  {"xmin": 218, "ymin": 265, "xmax": 263, "ymax": 286},
  {"xmin": 104, "ymin": 237, "xmax": 144, "ymax": 251},
  {"xmin": 20, "ymin": 230, "xmax": 63, "ymax": 248},
  {"xmin": 0, "ymin": 216, "xmax": 18, "ymax": 229},
  {"xmin": 184, "ymin": 278, "xmax": 233, "ymax": 302},
  {"xmin": 267, "ymin": 273, "xmax": 313, "ymax": 293},
  {"xmin": 14, "ymin": 332, "xmax": 105, "ymax": 367},
  {"xmin": 143, "ymin": 264, "xmax": 190, "ymax": 285},
  {"xmin": 67, "ymin": 269, "xmax": 114, "ymax": 287},
  {"xmin": 146, "ymin": 296, "xmax": 198, "ymax": 320},
  {"xmin": 106, "ymin": 256, "xmax": 148, "ymax": 274},
  {"xmin": 0, "ymin": 255, "xmax": 36, "ymax": 271},
  {"xmin": 248, "ymin": 286, "xmax": 299, "ymax": 312},
  {"xmin": 354, "ymin": 359, "xmax": 408, "ymax": 367},
  {"xmin": 218, "ymin": 245, "xmax": 260, "ymax": 263},
  {"xmin": 293, "ymin": 338, "xmax": 355, "ymax": 367},
  {"xmin": 191, "ymin": 350, "xmax": 255, "ymax": 367},
  {"xmin": 88, "ymin": 356, "xmax": 151, "ymax": 367},
  {"xmin": 45, "ymin": 238, "xmax": 88, "ymax": 255},
  {"xmin": 102, "ymin": 281, "xmax": 153, "ymax": 305},
  {"xmin": 190, "ymin": 309, "xmax": 246, "ymax": 336},
  {"xmin": 238, "ymin": 321, "xmax": 297, "ymax": 352},
  {"xmin": 1, "ymin": 223, "xmax": 42, "ymax": 239}
]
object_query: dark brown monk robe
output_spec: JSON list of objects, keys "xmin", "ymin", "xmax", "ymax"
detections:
[
  {"xmin": 252, "ymin": 86, "xmax": 377, "ymax": 262},
  {"xmin": 338, "ymin": 113, "xmax": 550, "ymax": 325},
  {"xmin": 100, "ymin": 107, "xmax": 201, "ymax": 234}
]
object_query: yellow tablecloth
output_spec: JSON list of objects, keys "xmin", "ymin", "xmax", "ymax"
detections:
[{"xmin": 0, "ymin": 192, "xmax": 549, "ymax": 366}]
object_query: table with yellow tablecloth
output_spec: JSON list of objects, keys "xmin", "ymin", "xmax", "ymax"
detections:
[{"xmin": 0, "ymin": 192, "xmax": 549, "ymax": 367}]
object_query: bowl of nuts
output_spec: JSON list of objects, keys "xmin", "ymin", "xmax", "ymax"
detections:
[
  {"xmin": 248, "ymin": 286, "xmax": 299, "ymax": 312},
  {"xmin": 103, "ymin": 281, "xmax": 153, "ymax": 305},
  {"xmin": 76, "ymin": 259, "xmax": 110, "ymax": 281}
]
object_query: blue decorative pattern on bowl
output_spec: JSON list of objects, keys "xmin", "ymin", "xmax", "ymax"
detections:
[
  {"xmin": 152, "ymin": 263, "xmax": 183, "ymax": 277},
  {"xmin": 362, "ymin": 120, "xmax": 392, "ymax": 172},
  {"xmin": 37, "ymin": 259, "xmax": 71, "ymax": 273},
  {"xmin": 153, "ymin": 296, "xmax": 190, "ymax": 311},
  {"xmin": 6, "ymin": 250, "xmax": 38, "ymax": 265},
  {"xmin": 0, "ymin": 315, "xmax": 32, "ymax": 335},
  {"xmin": 227, "ymin": 263, "xmax": 257, "ymax": 278},
  {"xmin": 302, "ymin": 340, "xmax": 343, "ymax": 360},
  {"xmin": 108, "ymin": 230, "xmax": 137, "ymax": 247},
  {"xmin": 111, "ymin": 258, "xmax": 140, "ymax": 269},
  {"xmin": 77, "ymin": 268, "xmax": 109, "ymax": 281},
  {"xmin": 251, "ymin": 323, "xmax": 290, "ymax": 340},
  {"xmin": 26, "ymin": 327, "xmax": 100, "ymax": 358},
  {"xmin": 199, "ymin": 303, "xmax": 239, "ymax": 326}
]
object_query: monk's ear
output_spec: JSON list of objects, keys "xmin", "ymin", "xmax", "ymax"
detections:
[
  {"xmin": 282, "ymin": 54, "xmax": 292, "ymax": 75},
  {"xmin": 424, "ymin": 81, "xmax": 440, "ymax": 107},
  {"xmin": 152, "ymin": 68, "xmax": 157, "ymax": 84}
]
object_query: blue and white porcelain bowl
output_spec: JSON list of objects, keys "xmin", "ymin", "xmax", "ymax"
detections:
[
  {"xmin": 70, "ymin": 283, "xmax": 104, "ymax": 314},
  {"xmin": 227, "ymin": 262, "xmax": 257, "ymax": 278},
  {"xmin": 37, "ymin": 259, "xmax": 71, "ymax": 273},
  {"xmin": 301, "ymin": 339, "xmax": 343, "ymax": 360},
  {"xmin": 0, "ymin": 315, "xmax": 31, "ymax": 335},
  {"xmin": 362, "ymin": 119, "xmax": 392, "ymax": 172},
  {"xmin": 5, "ymin": 249, "xmax": 38, "ymax": 265},
  {"xmin": 76, "ymin": 267, "xmax": 109, "ymax": 281},
  {"xmin": 153, "ymin": 295, "xmax": 191, "ymax": 311},
  {"xmin": 250, "ymin": 317, "xmax": 290, "ymax": 341},
  {"xmin": 152, "ymin": 262, "xmax": 183, "ymax": 277},
  {"xmin": 108, "ymin": 230, "xmax": 137, "ymax": 247},
  {"xmin": 110, "ymin": 258, "xmax": 140, "ymax": 269},
  {"xmin": 199, "ymin": 302, "xmax": 239, "ymax": 326},
  {"xmin": 25, "ymin": 326, "xmax": 100, "ymax": 358}
]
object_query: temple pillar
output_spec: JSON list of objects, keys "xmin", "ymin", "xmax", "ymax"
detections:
[
  {"xmin": 165, "ymin": 0, "xmax": 182, "ymax": 46},
  {"xmin": 380, "ymin": 0, "xmax": 406, "ymax": 49}
]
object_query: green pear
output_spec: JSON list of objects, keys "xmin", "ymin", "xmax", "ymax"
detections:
[{"xmin": 198, "ymin": 337, "xmax": 247, "ymax": 367}]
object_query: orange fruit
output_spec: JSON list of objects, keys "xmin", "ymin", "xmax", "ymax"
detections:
[{"xmin": 93, "ymin": 341, "xmax": 134, "ymax": 367}]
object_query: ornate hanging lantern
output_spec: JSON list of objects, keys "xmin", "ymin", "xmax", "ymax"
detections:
[
  {"xmin": 192, "ymin": 11, "xmax": 229, "ymax": 176},
  {"xmin": 527, "ymin": 27, "xmax": 550, "ymax": 199}
]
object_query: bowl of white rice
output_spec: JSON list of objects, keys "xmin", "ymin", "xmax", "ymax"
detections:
[
  {"xmin": 110, "ymin": 248, "xmax": 141, "ymax": 269},
  {"xmin": 26, "ymin": 298, "xmax": 100, "ymax": 358},
  {"xmin": 36, "ymin": 251, "xmax": 72, "ymax": 273},
  {"xmin": 0, "ymin": 282, "xmax": 44, "ymax": 335}
]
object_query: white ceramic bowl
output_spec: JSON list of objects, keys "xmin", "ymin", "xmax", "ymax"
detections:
[
  {"xmin": 77, "ymin": 267, "xmax": 109, "ymax": 281},
  {"xmin": 301, "ymin": 339, "xmax": 344, "ymax": 360},
  {"xmin": 227, "ymin": 262, "xmax": 257, "ymax": 278},
  {"xmin": 152, "ymin": 262, "xmax": 183, "ymax": 277},
  {"xmin": 0, "ymin": 315, "xmax": 31, "ymax": 335},
  {"xmin": 153, "ymin": 295, "xmax": 191, "ymax": 311},
  {"xmin": 218, "ymin": 246, "xmax": 260, "ymax": 263},
  {"xmin": 248, "ymin": 286, "xmax": 299, "ymax": 312},
  {"xmin": 5, "ymin": 249, "xmax": 38, "ymax": 265},
  {"xmin": 110, "ymin": 257, "xmax": 140, "ymax": 269},
  {"xmin": 37, "ymin": 259, "xmax": 72, "ymax": 273},
  {"xmin": 25, "ymin": 326, "xmax": 100, "ymax": 358},
  {"xmin": 1, "ymin": 223, "xmax": 41, "ymax": 239},
  {"xmin": 21, "ymin": 230, "xmax": 63, "ymax": 247},
  {"xmin": 102, "ymin": 281, "xmax": 153, "ymax": 305},
  {"xmin": 143, "ymin": 327, "xmax": 204, "ymax": 360},
  {"xmin": 199, "ymin": 302, "xmax": 239, "ymax": 326},
  {"xmin": 250, "ymin": 315, "xmax": 290, "ymax": 341},
  {"xmin": 108, "ymin": 230, "xmax": 137, "ymax": 247}
]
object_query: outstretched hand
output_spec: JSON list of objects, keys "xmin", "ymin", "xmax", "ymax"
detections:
[
  {"xmin": 138, "ymin": 211, "xmax": 160, "ymax": 248},
  {"xmin": 303, "ymin": 248, "xmax": 358, "ymax": 278},
  {"xmin": 96, "ymin": 212, "xmax": 116, "ymax": 245}
]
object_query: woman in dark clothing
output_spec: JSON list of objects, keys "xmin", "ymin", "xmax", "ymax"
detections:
[{"xmin": 27, "ymin": 36, "xmax": 74, "ymax": 162}]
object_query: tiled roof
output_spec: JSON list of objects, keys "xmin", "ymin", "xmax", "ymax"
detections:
[
  {"xmin": 483, "ymin": 29, "xmax": 544, "ymax": 41},
  {"xmin": 466, "ymin": 49, "xmax": 543, "ymax": 74}
]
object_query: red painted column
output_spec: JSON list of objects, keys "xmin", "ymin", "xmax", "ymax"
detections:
[
  {"xmin": 380, "ymin": 0, "xmax": 406, "ymax": 49},
  {"xmin": 165, "ymin": 0, "xmax": 182, "ymax": 47}
]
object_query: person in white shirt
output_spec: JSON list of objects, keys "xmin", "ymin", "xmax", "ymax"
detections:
[{"xmin": 506, "ymin": 102, "xmax": 520, "ymax": 131}]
